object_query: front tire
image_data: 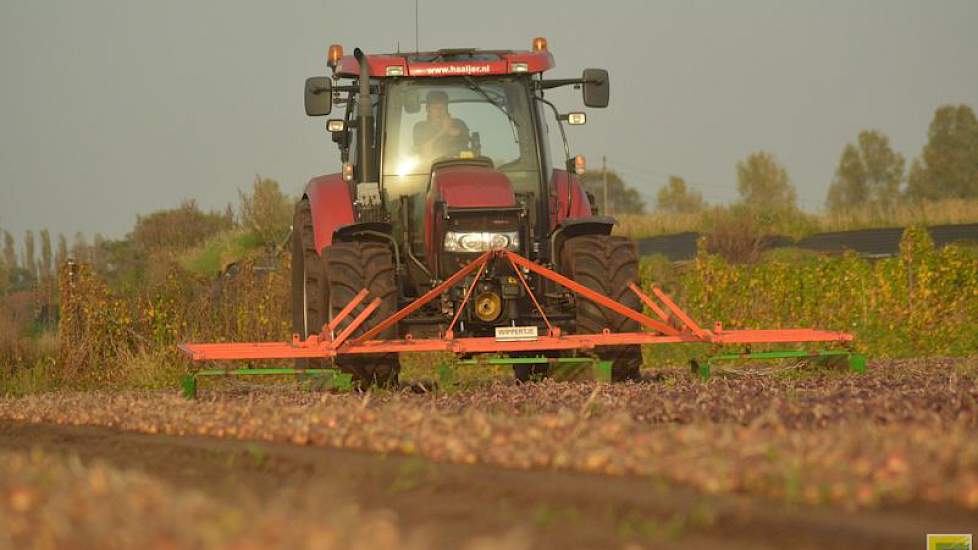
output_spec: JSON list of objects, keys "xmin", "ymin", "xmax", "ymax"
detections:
[
  {"xmin": 291, "ymin": 199, "xmax": 327, "ymax": 368},
  {"xmin": 323, "ymin": 240, "xmax": 400, "ymax": 388},
  {"xmin": 560, "ymin": 234, "xmax": 643, "ymax": 382}
]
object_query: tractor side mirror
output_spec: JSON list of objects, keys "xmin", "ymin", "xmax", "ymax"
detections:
[
  {"xmin": 582, "ymin": 68, "xmax": 609, "ymax": 108},
  {"xmin": 304, "ymin": 77, "xmax": 332, "ymax": 116}
]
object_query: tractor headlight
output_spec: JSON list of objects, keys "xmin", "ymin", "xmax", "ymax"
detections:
[{"xmin": 443, "ymin": 231, "xmax": 520, "ymax": 253}]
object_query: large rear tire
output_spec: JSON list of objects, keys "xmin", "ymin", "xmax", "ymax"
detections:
[
  {"xmin": 291, "ymin": 199, "xmax": 327, "ymax": 369},
  {"xmin": 560, "ymin": 234, "xmax": 643, "ymax": 382},
  {"xmin": 323, "ymin": 240, "xmax": 400, "ymax": 388}
]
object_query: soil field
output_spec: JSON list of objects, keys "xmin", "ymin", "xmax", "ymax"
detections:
[{"xmin": 0, "ymin": 358, "xmax": 976, "ymax": 548}]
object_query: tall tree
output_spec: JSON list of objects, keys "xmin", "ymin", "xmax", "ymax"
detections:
[
  {"xmin": 906, "ymin": 104, "xmax": 978, "ymax": 200},
  {"xmin": 0, "ymin": 229, "xmax": 7, "ymax": 293},
  {"xmin": 826, "ymin": 145, "xmax": 867, "ymax": 209},
  {"xmin": 826, "ymin": 130, "xmax": 905, "ymax": 210},
  {"xmin": 656, "ymin": 176, "xmax": 705, "ymax": 213},
  {"xmin": 578, "ymin": 169, "xmax": 647, "ymax": 214},
  {"xmin": 132, "ymin": 199, "xmax": 233, "ymax": 252},
  {"xmin": 23, "ymin": 230, "xmax": 36, "ymax": 282},
  {"xmin": 72, "ymin": 232, "xmax": 89, "ymax": 263},
  {"xmin": 238, "ymin": 177, "xmax": 293, "ymax": 246},
  {"xmin": 0, "ymin": 261, "xmax": 7, "ymax": 294},
  {"xmin": 93, "ymin": 233, "xmax": 106, "ymax": 272},
  {"xmin": 39, "ymin": 229, "xmax": 53, "ymax": 282},
  {"xmin": 736, "ymin": 151, "xmax": 797, "ymax": 209},
  {"xmin": 55, "ymin": 234, "xmax": 68, "ymax": 269},
  {"xmin": 2, "ymin": 230, "xmax": 15, "ymax": 269}
]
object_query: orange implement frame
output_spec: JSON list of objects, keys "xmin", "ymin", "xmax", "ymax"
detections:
[{"xmin": 178, "ymin": 249, "xmax": 852, "ymax": 362}]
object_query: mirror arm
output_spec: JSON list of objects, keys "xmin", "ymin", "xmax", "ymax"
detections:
[
  {"xmin": 533, "ymin": 96, "xmax": 571, "ymax": 162},
  {"xmin": 535, "ymin": 78, "xmax": 585, "ymax": 91},
  {"xmin": 535, "ymin": 76, "xmax": 605, "ymax": 91},
  {"xmin": 333, "ymin": 84, "xmax": 380, "ymax": 93}
]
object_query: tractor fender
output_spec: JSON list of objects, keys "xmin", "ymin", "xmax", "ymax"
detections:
[
  {"xmin": 550, "ymin": 216, "xmax": 617, "ymax": 267},
  {"xmin": 550, "ymin": 169, "xmax": 593, "ymax": 229},
  {"xmin": 333, "ymin": 221, "xmax": 394, "ymax": 242},
  {"xmin": 303, "ymin": 174, "xmax": 356, "ymax": 253}
]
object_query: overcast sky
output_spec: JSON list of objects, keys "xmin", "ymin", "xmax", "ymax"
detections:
[{"xmin": 1, "ymin": 0, "xmax": 976, "ymax": 240}]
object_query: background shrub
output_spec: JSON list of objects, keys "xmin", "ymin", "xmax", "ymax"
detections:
[
  {"xmin": 238, "ymin": 177, "xmax": 293, "ymax": 248},
  {"xmin": 131, "ymin": 200, "xmax": 233, "ymax": 253},
  {"xmin": 664, "ymin": 227, "xmax": 978, "ymax": 357}
]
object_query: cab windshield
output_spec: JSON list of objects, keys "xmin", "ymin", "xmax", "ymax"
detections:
[{"xmin": 381, "ymin": 77, "xmax": 540, "ymax": 256}]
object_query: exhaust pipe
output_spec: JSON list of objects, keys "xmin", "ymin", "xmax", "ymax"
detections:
[{"xmin": 353, "ymin": 48, "xmax": 373, "ymax": 183}]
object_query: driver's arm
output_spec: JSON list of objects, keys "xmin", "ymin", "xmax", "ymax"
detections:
[
  {"xmin": 451, "ymin": 119, "xmax": 467, "ymax": 135},
  {"xmin": 448, "ymin": 119, "xmax": 469, "ymax": 148},
  {"xmin": 414, "ymin": 120, "xmax": 449, "ymax": 156}
]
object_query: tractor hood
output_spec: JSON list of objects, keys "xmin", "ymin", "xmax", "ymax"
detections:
[
  {"xmin": 429, "ymin": 164, "xmax": 516, "ymax": 208},
  {"xmin": 424, "ymin": 162, "xmax": 522, "ymax": 276}
]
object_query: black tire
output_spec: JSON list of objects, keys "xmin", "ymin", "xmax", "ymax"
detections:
[
  {"xmin": 560, "ymin": 234, "xmax": 643, "ymax": 382},
  {"xmin": 291, "ymin": 199, "xmax": 327, "ymax": 369},
  {"xmin": 323, "ymin": 240, "xmax": 400, "ymax": 388}
]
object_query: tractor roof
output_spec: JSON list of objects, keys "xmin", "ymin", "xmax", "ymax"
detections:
[{"xmin": 332, "ymin": 48, "xmax": 555, "ymax": 78}]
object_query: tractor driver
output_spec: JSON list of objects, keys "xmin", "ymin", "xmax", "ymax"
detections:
[{"xmin": 413, "ymin": 90, "xmax": 470, "ymax": 159}]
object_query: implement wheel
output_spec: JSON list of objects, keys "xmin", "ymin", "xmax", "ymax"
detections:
[
  {"xmin": 291, "ymin": 198, "xmax": 327, "ymax": 368},
  {"xmin": 323, "ymin": 240, "xmax": 400, "ymax": 388},
  {"xmin": 560, "ymin": 234, "xmax": 643, "ymax": 382}
]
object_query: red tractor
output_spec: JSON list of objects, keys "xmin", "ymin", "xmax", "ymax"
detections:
[
  {"xmin": 178, "ymin": 38, "xmax": 858, "ymax": 396},
  {"xmin": 294, "ymin": 38, "xmax": 642, "ymax": 386}
]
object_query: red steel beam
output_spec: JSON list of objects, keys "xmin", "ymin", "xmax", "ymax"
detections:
[
  {"xmin": 627, "ymin": 283, "xmax": 671, "ymax": 323},
  {"xmin": 326, "ymin": 288, "xmax": 369, "ymax": 334},
  {"xmin": 505, "ymin": 254, "xmax": 556, "ymax": 335},
  {"xmin": 350, "ymin": 249, "xmax": 494, "ymax": 344},
  {"xmin": 712, "ymin": 329, "xmax": 853, "ymax": 344},
  {"xmin": 651, "ymin": 286, "xmax": 709, "ymax": 338},
  {"xmin": 503, "ymin": 250, "xmax": 681, "ymax": 336},
  {"xmin": 331, "ymin": 297, "xmax": 381, "ymax": 349},
  {"xmin": 445, "ymin": 260, "xmax": 489, "ymax": 338},
  {"xmin": 346, "ymin": 333, "xmax": 702, "ymax": 354},
  {"xmin": 179, "ymin": 327, "xmax": 852, "ymax": 361}
]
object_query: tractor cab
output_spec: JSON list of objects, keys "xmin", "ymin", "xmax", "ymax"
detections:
[
  {"xmin": 303, "ymin": 40, "xmax": 609, "ymax": 271},
  {"xmin": 384, "ymin": 79, "xmax": 537, "ymax": 211}
]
